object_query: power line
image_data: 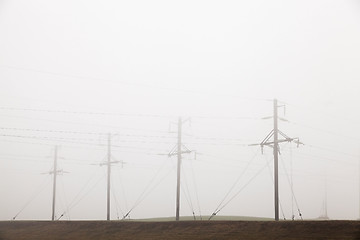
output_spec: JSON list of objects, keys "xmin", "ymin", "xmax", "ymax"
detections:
[
  {"xmin": 0, "ymin": 64, "xmax": 270, "ymax": 102},
  {"xmin": 0, "ymin": 106, "xmax": 174, "ymax": 118},
  {"xmin": 0, "ymin": 113, "xmax": 171, "ymax": 134},
  {"xmin": 283, "ymin": 100, "xmax": 360, "ymax": 128},
  {"xmin": 0, "ymin": 106, "xmax": 265, "ymax": 122},
  {"xmin": 305, "ymin": 144, "xmax": 359, "ymax": 159},
  {"xmin": 0, "ymin": 127, "xmax": 106, "ymax": 136},
  {"xmin": 0, "ymin": 127, "xmax": 177, "ymax": 139},
  {"xmin": 289, "ymin": 121, "xmax": 360, "ymax": 142},
  {"xmin": 0, "ymin": 134, "xmax": 100, "ymax": 142},
  {"xmin": 289, "ymin": 150, "xmax": 358, "ymax": 167},
  {"xmin": 0, "ymin": 138, "xmax": 174, "ymax": 154},
  {"xmin": 0, "ymin": 127, "xmax": 258, "ymax": 143}
]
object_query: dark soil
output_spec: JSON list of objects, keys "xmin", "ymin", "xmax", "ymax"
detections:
[{"xmin": 0, "ymin": 220, "xmax": 359, "ymax": 240}]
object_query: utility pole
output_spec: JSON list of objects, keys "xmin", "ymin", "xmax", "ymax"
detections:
[
  {"xmin": 107, "ymin": 133, "xmax": 111, "ymax": 221},
  {"xmin": 168, "ymin": 117, "xmax": 192, "ymax": 221},
  {"xmin": 46, "ymin": 146, "xmax": 66, "ymax": 221},
  {"xmin": 176, "ymin": 117, "xmax": 182, "ymax": 221},
  {"xmin": 252, "ymin": 99, "xmax": 302, "ymax": 221},
  {"xmin": 273, "ymin": 99, "xmax": 279, "ymax": 221},
  {"xmin": 99, "ymin": 133, "xmax": 120, "ymax": 221},
  {"xmin": 318, "ymin": 172, "xmax": 329, "ymax": 219},
  {"xmin": 52, "ymin": 146, "xmax": 58, "ymax": 221},
  {"xmin": 324, "ymin": 175, "xmax": 328, "ymax": 219}
]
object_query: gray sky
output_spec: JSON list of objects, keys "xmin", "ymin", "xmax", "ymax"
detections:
[{"xmin": 0, "ymin": 0, "xmax": 360, "ymax": 220}]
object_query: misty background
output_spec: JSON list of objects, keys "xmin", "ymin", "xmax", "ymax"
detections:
[{"xmin": 0, "ymin": 0, "xmax": 360, "ymax": 220}]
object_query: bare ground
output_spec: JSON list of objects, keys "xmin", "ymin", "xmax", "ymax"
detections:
[{"xmin": 0, "ymin": 220, "xmax": 359, "ymax": 240}]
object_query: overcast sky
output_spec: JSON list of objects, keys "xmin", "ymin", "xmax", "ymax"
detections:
[{"xmin": 0, "ymin": 0, "xmax": 360, "ymax": 221}]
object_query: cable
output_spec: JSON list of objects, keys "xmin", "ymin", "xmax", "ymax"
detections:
[
  {"xmin": 12, "ymin": 175, "xmax": 51, "ymax": 220},
  {"xmin": 0, "ymin": 133, "xmax": 177, "ymax": 145},
  {"xmin": 122, "ymin": 159, "xmax": 174, "ymax": 219},
  {"xmin": 57, "ymin": 170, "xmax": 105, "ymax": 220},
  {"xmin": 190, "ymin": 116, "xmax": 260, "ymax": 120},
  {"xmin": 0, "ymin": 106, "xmax": 174, "ymax": 118},
  {"xmin": 0, "ymin": 106, "xmax": 264, "ymax": 120},
  {"xmin": 189, "ymin": 158, "xmax": 202, "ymax": 220},
  {"xmin": 0, "ymin": 113, "xmax": 171, "ymax": 134},
  {"xmin": 279, "ymin": 154, "xmax": 303, "ymax": 220},
  {"xmin": 209, "ymin": 159, "xmax": 271, "ymax": 220},
  {"xmin": 0, "ymin": 133, "xmax": 103, "ymax": 142},
  {"xmin": 110, "ymin": 175, "xmax": 124, "ymax": 220},
  {"xmin": 0, "ymin": 127, "xmax": 106, "ymax": 136},
  {"xmin": 59, "ymin": 176, "xmax": 71, "ymax": 220},
  {"xmin": 264, "ymin": 154, "xmax": 286, "ymax": 220},
  {"xmin": 0, "ymin": 134, "xmax": 176, "ymax": 153},
  {"xmin": 181, "ymin": 164, "xmax": 196, "ymax": 220},
  {"xmin": 185, "ymin": 134, "xmax": 257, "ymax": 142},
  {"xmin": 283, "ymin": 100, "xmax": 360, "ymax": 128},
  {"xmin": 195, "ymin": 153, "xmax": 258, "ymax": 169},
  {"xmin": 305, "ymin": 144, "xmax": 359, "ymax": 159},
  {"xmin": 113, "ymin": 166, "xmax": 128, "ymax": 219},
  {"xmin": 290, "ymin": 143, "xmax": 294, "ymax": 220},
  {"xmin": 0, "ymin": 64, "xmax": 270, "ymax": 102},
  {"xmin": 0, "ymin": 127, "xmax": 177, "ymax": 141},
  {"xmin": 289, "ymin": 121, "xmax": 360, "ymax": 142},
  {"xmin": 180, "ymin": 180, "xmax": 195, "ymax": 220},
  {"xmin": 289, "ymin": 149, "xmax": 357, "ymax": 167},
  {"xmin": 209, "ymin": 149, "xmax": 260, "ymax": 218}
]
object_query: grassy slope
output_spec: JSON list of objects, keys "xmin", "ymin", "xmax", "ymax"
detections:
[{"xmin": 0, "ymin": 220, "xmax": 360, "ymax": 240}]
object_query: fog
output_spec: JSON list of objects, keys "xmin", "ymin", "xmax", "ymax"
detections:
[{"xmin": 0, "ymin": 0, "xmax": 360, "ymax": 221}]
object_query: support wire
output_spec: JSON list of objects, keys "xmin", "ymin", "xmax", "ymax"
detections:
[
  {"xmin": 209, "ymin": 149, "xmax": 260, "ymax": 219},
  {"xmin": 209, "ymin": 157, "xmax": 269, "ymax": 220}
]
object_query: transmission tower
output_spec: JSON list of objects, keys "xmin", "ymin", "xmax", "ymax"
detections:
[
  {"xmin": 253, "ymin": 99, "xmax": 302, "ymax": 221},
  {"xmin": 168, "ymin": 117, "xmax": 193, "ymax": 221}
]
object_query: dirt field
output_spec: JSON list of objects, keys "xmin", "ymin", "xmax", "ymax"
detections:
[{"xmin": 0, "ymin": 220, "xmax": 359, "ymax": 240}]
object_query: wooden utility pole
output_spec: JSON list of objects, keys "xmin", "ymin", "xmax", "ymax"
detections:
[
  {"xmin": 168, "ymin": 117, "xmax": 192, "ymax": 221},
  {"xmin": 48, "ymin": 146, "xmax": 66, "ymax": 221},
  {"xmin": 176, "ymin": 117, "xmax": 182, "ymax": 221},
  {"xmin": 107, "ymin": 133, "xmax": 111, "ymax": 221},
  {"xmin": 273, "ymin": 99, "xmax": 279, "ymax": 221},
  {"xmin": 51, "ymin": 146, "xmax": 58, "ymax": 221},
  {"xmin": 98, "ymin": 133, "xmax": 120, "ymax": 221}
]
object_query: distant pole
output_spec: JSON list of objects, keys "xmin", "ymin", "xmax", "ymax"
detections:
[
  {"xmin": 325, "ymin": 174, "xmax": 328, "ymax": 218},
  {"xmin": 176, "ymin": 117, "xmax": 182, "ymax": 221},
  {"xmin": 273, "ymin": 99, "xmax": 279, "ymax": 221},
  {"xmin": 51, "ymin": 146, "xmax": 58, "ymax": 221},
  {"xmin": 107, "ymin": 133, "xmax": 111, "ymax": 221}
]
